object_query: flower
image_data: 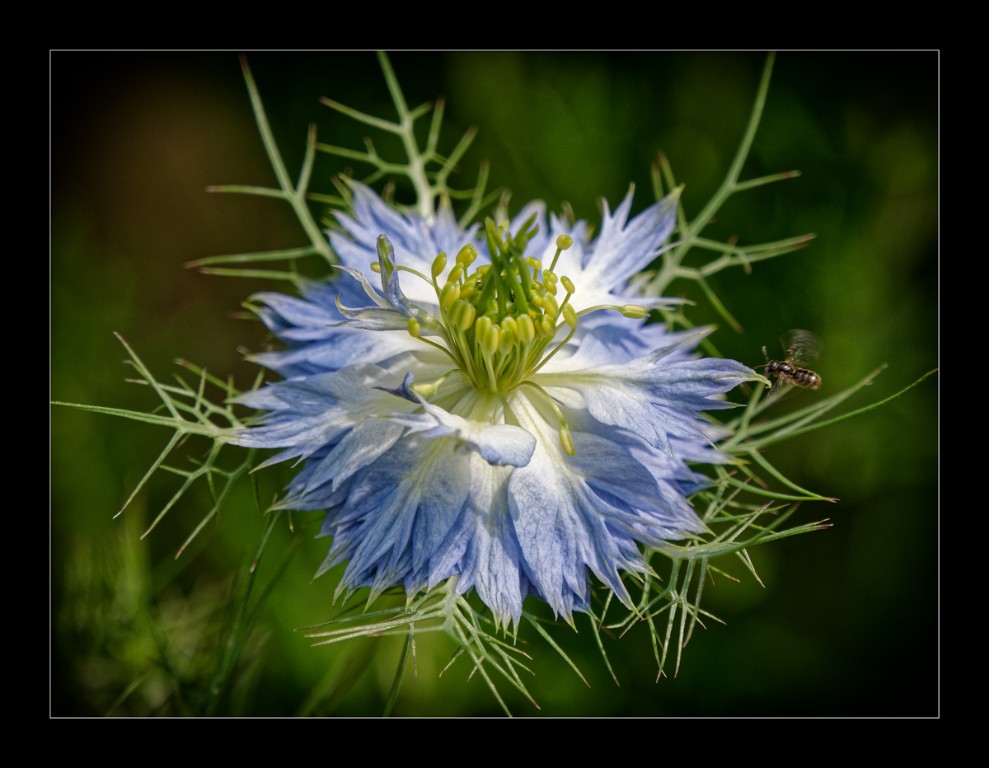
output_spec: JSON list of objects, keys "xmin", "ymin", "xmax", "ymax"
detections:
[{"xmin": 233, "ymin": 182, "xmax": 757, "ymax": 627}]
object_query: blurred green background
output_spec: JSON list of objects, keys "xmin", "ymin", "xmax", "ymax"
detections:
[{"xmin": 52, "ymin": 52, "xmax": 937, "ymax": 716}]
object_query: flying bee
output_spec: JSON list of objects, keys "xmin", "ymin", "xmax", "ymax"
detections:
[{"xmin": 762, "ymin": 329, "xmax": 822, "ymax": 396}]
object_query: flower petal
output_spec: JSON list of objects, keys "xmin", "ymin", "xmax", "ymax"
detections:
[
  {"xmin": 329, "ymin": 181, "xmax": 480, "ymax": 307},
  {"xmin": 581, "ymin": 189, "xmax": 679, "ymax": 285},
  {"xmin": 506, "ymin": 392, "xmax": 691, "ymax": 619},
  {"xmin": 536, "ymin": 330, "xmax": 758, "ymax": 451},
  {"xmin": 231, "ymin": 363, "xmax": 416, "ymax": 466},
  {"xmin": 420, "ymin": 455, "xmax": 527, "ymax": 627},
  {"xmin": 388, "ymin": 392, "xmax": 536, "ymax": 468},
  {"xmin": 318, "ymin": 435, "xmax": 473, "ymax": 601},
  {"xmin": 532, "ymin": 190, "xmax": 679, "ymax": 312}
]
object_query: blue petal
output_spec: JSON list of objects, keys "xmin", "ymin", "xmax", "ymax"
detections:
[
  {"xmin": 536, "ymin": 330, "xmax": 758, "ymax": 451},
  {"xmin": 581, "ymin": 189, "xmax": 679, "ymax": 284},
  {"xmin": 248, "ymin": 287, "xmax": 421, "ymax": 376},
  {"xmin": 250, "ymin": 330, "xmax": 416, "ymax": 378},
  {"xmin": 504, "ymin": 391, "xmax": 696, "ymax": 619},
  {"xmin": 231, "ymin": 364, "xmax": 417, "ymax": 464},
  {"xmin": 445, "ymin": 458, "xmax": 528, "ymax": 627},
  {"xmin": 329, "ymin": 181, "xmax": 481, "ymax": 307},
  {"xmin": 321, "ymin": 435, "xmax": 473, "ymax": 601}
]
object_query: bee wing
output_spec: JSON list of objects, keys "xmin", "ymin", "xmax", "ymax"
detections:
[
  {"xmin": 780, "ymin": 328, "xmax": 821, "ymax": 366},
  {"xmin": 766, "ymin": 374, "xmax": 788, "ymax": 400}
]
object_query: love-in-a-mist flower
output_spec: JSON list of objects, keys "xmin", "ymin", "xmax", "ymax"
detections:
[{"xmin": 233, "ymin": 182, "xmax": 758, "ymax": 627}]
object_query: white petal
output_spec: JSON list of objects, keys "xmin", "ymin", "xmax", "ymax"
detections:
[{"xmin": 389, "ymin": 394, "xmax": 536, "ymax": 468}]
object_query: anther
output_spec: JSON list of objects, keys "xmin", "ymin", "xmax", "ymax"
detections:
[
  {"xmin": 549, "ymin": 234, "xmax": 573, "ymax": 272},
  {"xmin": 431, "ymin": 252, "xmax": 447, "ymax": 280},
  {"xmin": 440, "ymin": 283, "xmax": 461, "ymax": 312},
  {"xmin": 542, "ymin": 293, "xmax": 559, "ymax": 318},
  {"xmin": 620, "ymin": 304, "xmax": 648, "ymax": 319},
  {"xmin": 516, "ymin": 315, "xmax": 536, "ymax": 342},
  {"xmin": 485, "ymin": 323, "xmax": 502, "ymax": 354},
  {"xmin": 456, "ymin": 244, "xmax": 478, "ymax": 267},
  {"xmin": 475, "ymin": 317, "xmax": 500, "ymax": 355},
  {"xmin": 450, "ymin": 300, "xmax": 477, "ymax": 332},
  {"xmin": 562, "ymin": 304, "xmax": 578, "ymax": 329},
  {"xmin": 499, "ymin": 323, "xmax": 517, "ymax": 352},
  {"xmin": 559, "ymin": 423, "xmax": 576, "ymax": 456}
]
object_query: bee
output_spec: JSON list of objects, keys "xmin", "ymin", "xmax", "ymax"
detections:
[{"xmin": 762, "ymin": 329, "xmax": 822, "ymax": 395}]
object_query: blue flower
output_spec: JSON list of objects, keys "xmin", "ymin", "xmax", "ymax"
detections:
[{"xmin": 233, "ymin": 183, "xmax": 757, "ymax": 627}]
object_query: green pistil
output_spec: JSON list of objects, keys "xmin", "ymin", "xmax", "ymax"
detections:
[
  {"xmin": 424, "ymin": 222, "xmax": 577, "ymax": 396},
  {"xmin": 392, "ymin": 225, "xmax": 653, "ymax": 457}
]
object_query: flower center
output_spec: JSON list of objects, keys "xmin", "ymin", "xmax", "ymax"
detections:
[{"xmin": 414, "ymin": 216, "xmax": 577, "ymax": 395}]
